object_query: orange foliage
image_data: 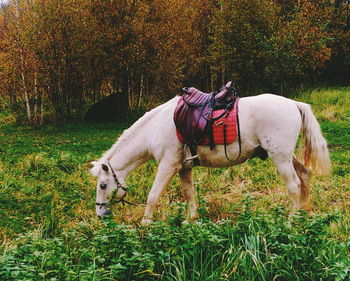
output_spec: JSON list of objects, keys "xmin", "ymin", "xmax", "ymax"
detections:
[{"xmin": 0, "ymin": 0, "xmax": 347, "ymax": 123}]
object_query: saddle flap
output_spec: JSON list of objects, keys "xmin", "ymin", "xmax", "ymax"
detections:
[{"xmin": 174, "ymin": 98, "xmax": 207, "ymax": 144}]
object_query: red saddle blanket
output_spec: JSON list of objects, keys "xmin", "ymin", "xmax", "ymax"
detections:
[{"xmin": 176, "ymin": 99, "xmax": 238, "ymax": 145}]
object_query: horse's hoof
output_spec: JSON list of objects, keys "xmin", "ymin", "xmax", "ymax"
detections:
[{"xmin": 141, "ymin": 218, "xmax": 153, "ymax": 225}]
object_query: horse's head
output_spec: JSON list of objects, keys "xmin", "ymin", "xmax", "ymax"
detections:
[{"xmin": 90, "ymin": 161, "xmax": 126, "ymax": 217}]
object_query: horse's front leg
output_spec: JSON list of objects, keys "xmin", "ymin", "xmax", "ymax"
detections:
[
  {"xmin": 142, "ymin": 162, "xmax": 177, "ymax": 225},
  {"xmin": 179, "ymin": 168, "xmax": 198, "ymax": 222}
]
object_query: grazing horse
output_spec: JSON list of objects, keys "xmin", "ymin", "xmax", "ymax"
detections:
[{"xmin": 90, "ymin": 94, "xmax": 331, "ymax": 224}]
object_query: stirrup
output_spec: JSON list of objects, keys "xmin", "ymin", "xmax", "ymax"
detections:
[
  {"xmin": 185, "ymin": 154, "xmax": 199, "ymax": 162},
  {"xmin": 183, "ymin": 145, "xmax": 199, "ymax": 166},
  {"xmin": 184, "ymin": 154, "xmax": 198, "ymax": 166}
]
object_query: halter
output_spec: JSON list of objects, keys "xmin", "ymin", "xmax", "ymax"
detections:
[{"xmin": 95, "ymin": 161, "xmax": 136, "ymax": 209}]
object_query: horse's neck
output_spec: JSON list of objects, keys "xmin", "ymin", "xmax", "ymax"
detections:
[
  {"xmin": 108, "ymin": 132, "xmax": 151, "ymax": 185},
  {"xmin": 102, "ymin": 97, "xmax": 178, "ymax": 184},
  {"xmin": 105, "ymin": 107, "xmax": 166, "ymax": 183}
]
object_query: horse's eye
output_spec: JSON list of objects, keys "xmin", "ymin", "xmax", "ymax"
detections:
[{"xmin": 100, "ymin": 183, "xmax": 107, "ymax": 190}]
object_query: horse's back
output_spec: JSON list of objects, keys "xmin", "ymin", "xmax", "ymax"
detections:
[
  {"xmin": 239, "ymin": 93, "xmax": 299, "ymax": 113},
  {"xmin": 239, "ymin": 93, "xmax": 301, "ymax": 123},
  {"xmin": 239, "ymin": 93, "xmax": 302, "ymax": 154}
]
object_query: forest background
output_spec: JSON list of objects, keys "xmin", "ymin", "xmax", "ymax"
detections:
[{"xmin": 0, "ymin": 0, "xmax": 349, "ymax": 126}]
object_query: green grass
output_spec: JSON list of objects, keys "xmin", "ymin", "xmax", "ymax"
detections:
[
  {"xmin": 0, "ymin": 87, "xmax": 349, "ymax": 280},
  {"xmin": 0, "ymin": 204, "xmax": 349, "ymax": 280}
]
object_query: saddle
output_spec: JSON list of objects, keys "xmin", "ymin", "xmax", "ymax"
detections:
[
  {"xmin": 174, "ymin": 81, "xmax": 240, "ymax": 165},
  {"xmin": 182, "ymin": 81, "xmax": 236, "ymax": 106}
]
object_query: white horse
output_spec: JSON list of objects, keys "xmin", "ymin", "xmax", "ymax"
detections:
[{"xmin": 90, "ymin": 94, "xmax": 331, "ymax": 224}]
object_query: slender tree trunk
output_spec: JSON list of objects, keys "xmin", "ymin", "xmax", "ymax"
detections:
[
  {"xmin": 15, "ymin": 1, "xmax": 32, "ymax": 122},
  {"xmin": 128, "ymin": 68, "xmax": 133, "ymax": 109},
  {"xmin": 40, "ymin": 98, "xmax": 44, "ymax": 125},
  {"xmin": 33, "ymin": 72, "xmax": 38, "ymax": 125},
  {"xmin": 19, "ymin": 48, "xmax": 32, "ymax": 122},
  {"xmin": 210, "ymin": 67, "xmax": 214, "ymax": 92},
  {"xmin": 206, "ymin": 63, "xmax": 210, "ymax": 91},
  {"xmin": 347, "ymin": 0, "xmax": 350, "ymax": 27},
  {"xmin": 221, "ymin": 59, "xmax": 225, "ymax": 86},
  {"xmin": 220, "ymin": 4, "xmax": 225, "ymax": 87},
  {"xmin": 33, "ymin": 72, "xmax": 44, "ymax": 125},
  {"xmin": 121, "ymin": 66, "xmax": 130, "ymax": 108},
  {"xmin": 137, "ymin": 74, "xmax": 144, "ymax": 109}
]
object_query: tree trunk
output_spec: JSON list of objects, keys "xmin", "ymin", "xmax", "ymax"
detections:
[
  {"xmin": 33, "ymin": 72, "xmax": 38, "ymax": 125},
  {"xmin": 19, "ymin": 48, "xmax": 32, "ymax": 122},
  {"xmin": 121, "ymin": 67, "xmax": 130, "ymax": 109},
  {"xmin": 16, "ymin": 1, "xmax": 32, "ymax": 123},
  {"xmin": 210, "ymin": 68, "xmax": 214, "ymax": 92},
  {"xmin": 137, "ymin": 74, "xmax": 144, "ymax": 109}
]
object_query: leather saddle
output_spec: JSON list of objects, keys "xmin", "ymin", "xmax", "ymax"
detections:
[
  {"xmin": 182, "ymin": 81, "xmax": 236, "ymax": 106},
  {"xmin": 174, "ymin": 81, "xmax": 239, "ymax": 165}
]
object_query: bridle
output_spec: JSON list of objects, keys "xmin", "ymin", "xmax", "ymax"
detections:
[{"xmin": 95, "ymin": 161, "xmax": 136, "ymax": 209}]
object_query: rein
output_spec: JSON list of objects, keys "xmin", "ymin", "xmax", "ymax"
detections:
[{"xmin": 95, "ymin": 161, "xmax": 137, "ymax": 208}]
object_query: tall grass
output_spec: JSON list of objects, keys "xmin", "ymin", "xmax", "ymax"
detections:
[
  {"xmin": 0, "ymin": 201, "xmax": 349, "ymax": 280},
  {"xmin": 298, "ymin": 87, "xmax": 350, "ymax": 122}
]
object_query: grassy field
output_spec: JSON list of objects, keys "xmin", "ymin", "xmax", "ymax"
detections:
[{"xmin": 0, "ymin": 88, "xmax": 349, "ymax": 280}]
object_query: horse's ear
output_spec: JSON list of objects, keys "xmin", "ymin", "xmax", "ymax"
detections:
[
  {"xmin": 87, "ymin": 161, "xmax": 97, "ymax": 169},
  {"xmin": 101, "ymin": 163, "xmax": 109, "ymax": 173},
  {"xmin": 90, "ymin": 161, "xmax": 100, "ymax": 177}
]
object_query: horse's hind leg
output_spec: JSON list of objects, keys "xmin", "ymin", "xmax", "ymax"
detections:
[
  {"xmin": 293, "ymin": 156, "xmax": 312, "ymax": 210},
  {"xmin": 270, "ymin": 154, "xmax": 302, "ymax": 210},
  {"xmin": 179, "ymin": 168, "xmax": 198, "ymax": 221}
]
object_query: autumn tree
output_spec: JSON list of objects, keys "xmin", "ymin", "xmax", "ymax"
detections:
[
  {"xmin": 325, "ymin": 0, "xmax": 350, "ymax": 83},
  {"xmin": 0, "ymin": 0, "xmax": 347, "ymax": 125},
  {"xmin": 266, "ymin": 0, "xmax": 332, "ymax": 90},
  {"xmin": 0, "ymin": 0, "xmax": 44, "ymax": 124},
  {"xmin": 29, "ymin": 0, "xmax": 98, "ymax": 120},
  {"xmin": 208, "ymin": 0, "xmax": 332, "ymax": 93}
]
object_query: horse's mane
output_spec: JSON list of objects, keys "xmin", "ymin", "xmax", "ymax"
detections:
[{"xmin": 97, "ymin": 98, "xmax": 175, "ymax": 163}]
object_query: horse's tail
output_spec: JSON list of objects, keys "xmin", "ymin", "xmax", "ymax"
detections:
[{"xmin": 295, "ymin": 101, "xmax": 331, "ymax": 175}]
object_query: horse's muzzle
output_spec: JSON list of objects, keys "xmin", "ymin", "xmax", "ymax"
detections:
[{"xmin": 96, "ymin": 205, "xmax": 111, "ymax": 217}]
